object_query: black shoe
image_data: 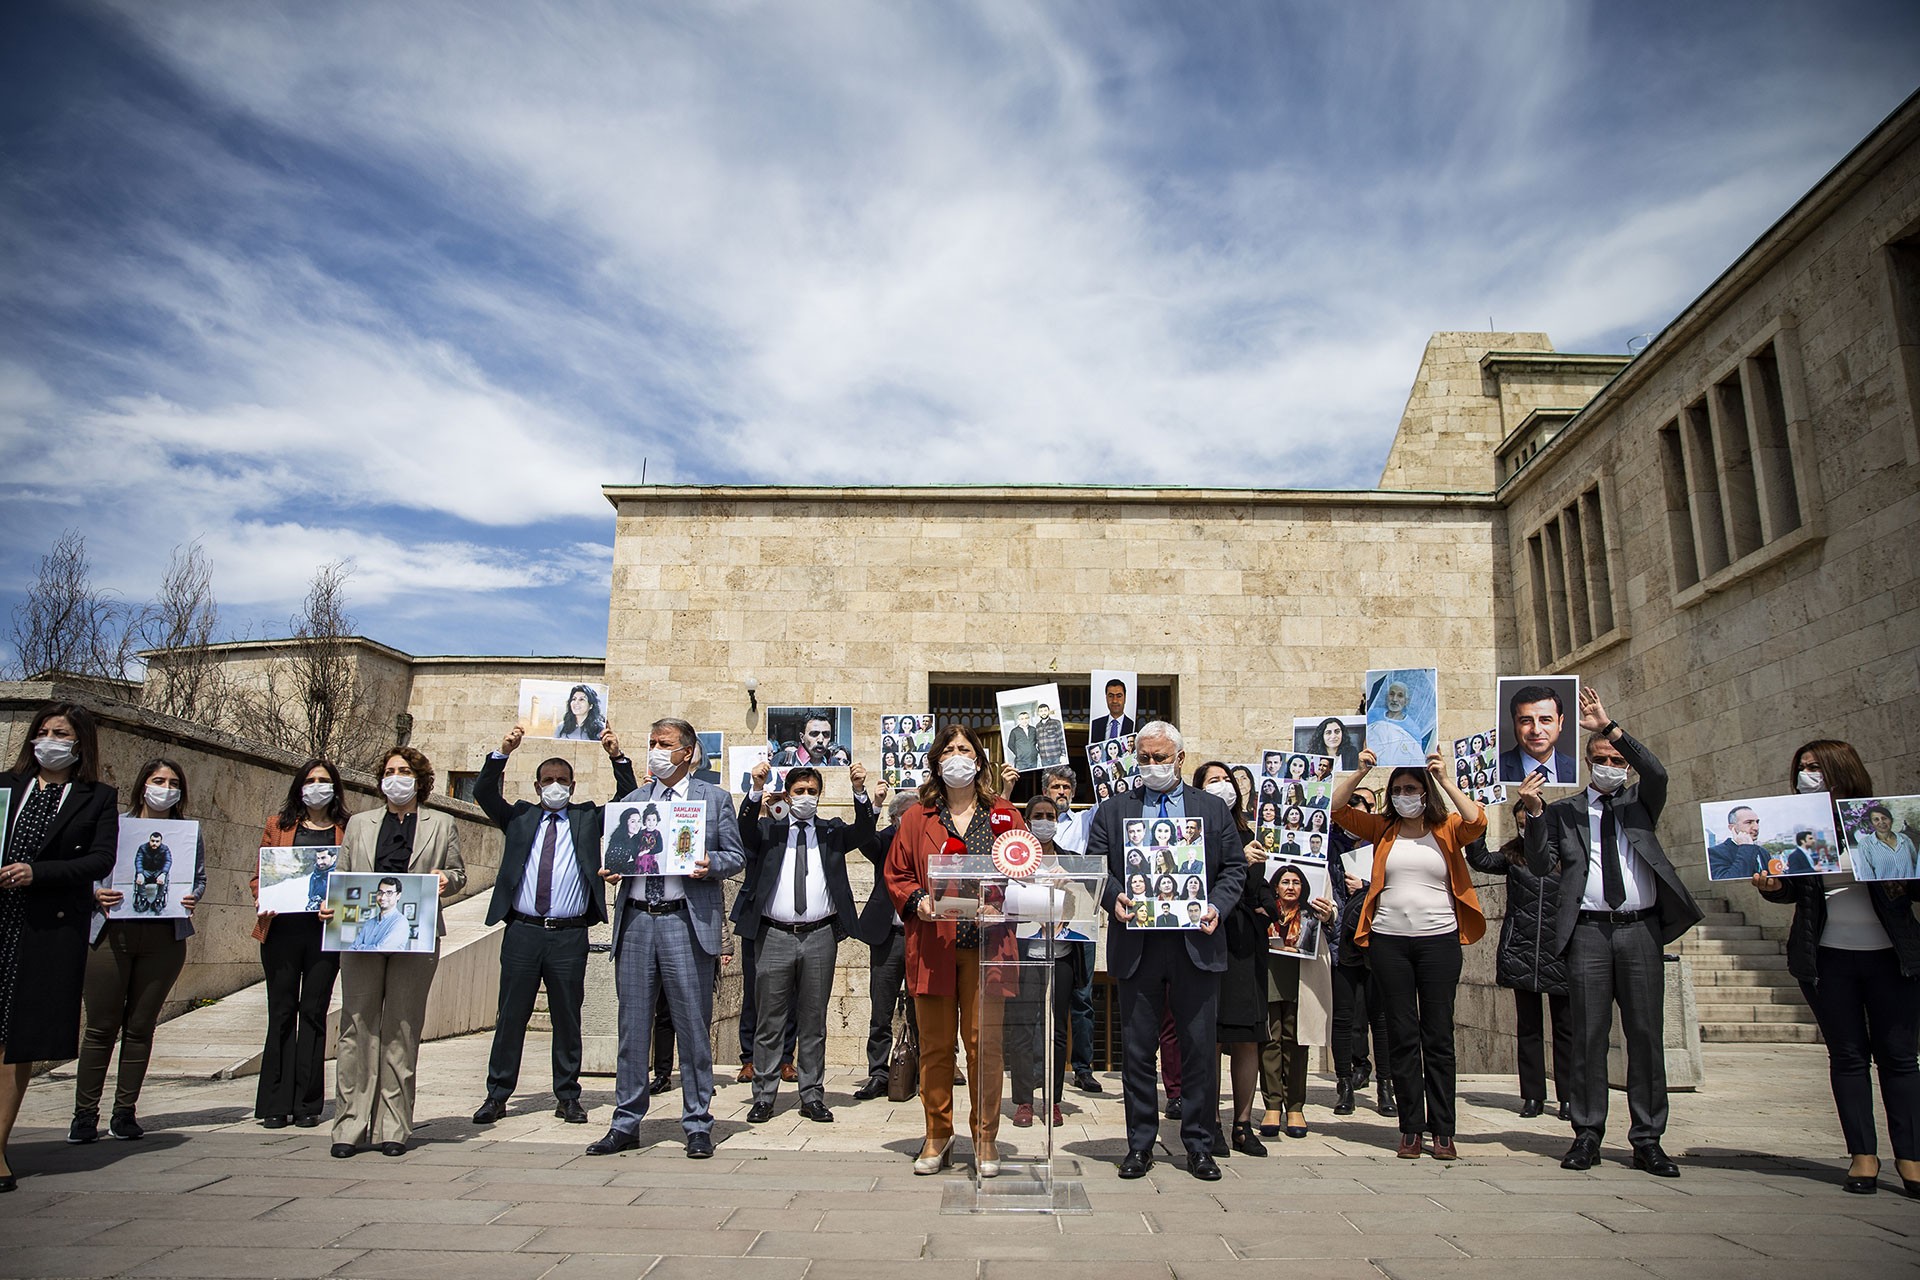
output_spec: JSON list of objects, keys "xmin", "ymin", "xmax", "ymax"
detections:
[
  {"xmin": 953, "ymin": 1070, "xmax": 965, "ymax": 1086},
  {"xmin": 555, "ymin": 1099, "xmax": 588, "ymax": 1124},
  {"xmin": 1118, "ymin": 1149, "xmax": 1154, "ymax": 1179},
  {"xmin": 1633, "ymin": 1143, "xmax": 1681, "ymax": 1178},
  {"xmin": 472, "ymin": 1098, "xmax": 508, "ymax": 1125},
  {"xmin": 686, "ymin": 1132, "xmax": 714, "ymax": 1159},
  {"xmin": 1519, "ymin": 1098, "xmax": 1544, "ymax": 1119},
  {"xmin": 853, "ymin": 1076, "xmax": 888, "ymax": 1100},
  {"xmin": 1231, "ymin": 1121, "xmax": 1268, "ymax": 1158},
  {"xmin": 747, "ymin": 1100, "xmax": 776, "ymax": 1123},
  {"xmin": 586, "ymin": 1129, "xmax": 638, "ymax": 1156},
  {"xmin": 0, "ymin": 1173, "xmax": 14, "ymax": 1193},
  {"xmin": 1073, "ymin": 1069, "xmax": 1104, "ymax": 1094},
  {"xmin": 1377, "ymin": 1081, "xmax": 1397, "ymax": 1117},
  {"xmin": 649, "ymin": 1072, "xmax": 672, "ymax": 1095},
  {"xmin": 1333, "ymin": 1076, "xmax": 1355, "ymax": 1116},
  {"xmin": 1187, "ymin": 1150, "xmax": 1221, "ymax": 1181},
  {"xmin": 799, "ymin": 1100, "xmax": 834, "ymax": 1123},
  {"xmin": 1556, "ymin": 1101, "xmax": 1572, "ymax": 1122},
  {"xmin": 330, "ymin": 1143, "xmax": 357, "ymax": 1159},
  {"xmin": 379, "ymin": 1142, "xmax": 405, "ymax": 1157},
  {"xmin": 1164, "ymin": 1097, "xmax": 1183, "ymax": 1121},
  {"xmin": 294, "ymin": 1116, "xmax": 321, "ymax": 1129},
  {"xmin": 1903, "ymin": 1178, "xmax": 1920, "ymax": 1199},
  {"xmin": 1561, "ymin": 1137, "xmax": 1600, "ymax": 1171},
  {"xmin": 1845, "ymin": 1174, "xmax": 1880, "ymax": 1195},
  {"xmin": 260, "ymin": 1115, "xmax": 290, "ymax": 1130},
  {"xmin": 1349, "ymin": 1061, "xmax": 1372, "ymax": 1091},
  {"xmin": 67, "ymin": 1113, "xmax": 98, "ymax": 1145},
  {"xmin": 108, "ymin": 1110, "xmax": 143, "ymax": 1141}
]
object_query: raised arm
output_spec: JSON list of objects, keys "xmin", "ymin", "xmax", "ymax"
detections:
[{"xmin": 474, "ymin": 742, "xmax": 517, "ymax": 829}]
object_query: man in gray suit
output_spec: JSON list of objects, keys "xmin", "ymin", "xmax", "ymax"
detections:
[
  {"xmin": 1523, "ymin": 687, "xmax": 1702, "ymax": 1178},
  {"xmin": 587, "ymin": 717, "xmax": 745, "ymax": 1160}
]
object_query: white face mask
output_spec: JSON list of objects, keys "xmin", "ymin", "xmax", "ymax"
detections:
[
  {"xmin": 302, "ymin": 782, "xmax": 335, "ymax": 809},
  {"xmin": 787, "ymin": 794, "xmax": 819, "ymax": 822},
  {"xmin": 1029, "ymin": 818, "xmax": 1059, "ymax": 843},
  {"xmin": 381, "ymin": 775, "xmax": 417, "ymax": 806},
  {"xmin": 1590, "ymin": 764, "xmax": 1629, "ymax": 794},
  {"xmin": 1138, "ymin": 761, "xmax": 1180, "ymax": 792},
  {"xmin": 143, "ymin": 784, "xmax": 181, "ymax": 812},
  {"xmin": 540, "ymin": 781, "xmax": 573, "ymax": 809},
  {"xmin": 1391, "ymin": 793, "xmax": 1425, "ymax": 819},
  {"xmin": 1796, "ymin": 770, "xmax": 1825, "ymax": 794},
  {"xmin": 939, "ymin": 756, "xmax": 979, "ymax": 787},
  {"xmin": 647, "ymin": 747, "xmax": 679, "ymax": 779},
  {"xmin": 1204, "ymin": 780, "xmax": 1238, "ymax": 805},
  {"xmin": 32, "ymin": 737, "xmax": 77, "ymax": 770}
]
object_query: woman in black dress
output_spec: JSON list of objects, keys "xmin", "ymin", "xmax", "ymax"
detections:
[
  {"xmin": 0, "ymin": 702, "xmax": 119, "ymax": 1191},
  {"xmin": 1195, "ymin": 760, "xmax": 1277, "ymax": 1157}
]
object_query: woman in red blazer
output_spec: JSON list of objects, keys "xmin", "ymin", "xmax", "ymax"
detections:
[{"xmin": 884, "ymin": 723, "xmax": 1025, "ymax": 1179}]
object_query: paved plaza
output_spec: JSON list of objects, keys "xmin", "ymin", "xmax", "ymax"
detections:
[{"xmin": 3, "ymin": 1034, "xmax": 1918, "ymax": 1279}]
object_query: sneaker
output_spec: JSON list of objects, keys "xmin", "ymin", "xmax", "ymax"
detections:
[
  {"xmin": 108, "ymin": 1111, "xmax": 144, "ymax": 1141},
  {"xmin": 1012, "ymin": 1103, "xmax": 1034, "ymax": 1127},
  {"xmin": 67, "ymin": 1113, "xmax": 98, "ymax": 1144}
]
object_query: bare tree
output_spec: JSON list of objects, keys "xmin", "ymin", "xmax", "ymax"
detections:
[
  {"xmin": 138, "ymin": 542, "xmax": 226, "ymax": 721},
  {"xmin": 5, "ymin": 530, "xmax": 138, "ymax": 684},
  {"xmin": 225, "ymin": 562, "xmax": 389, "ymax": 769}
]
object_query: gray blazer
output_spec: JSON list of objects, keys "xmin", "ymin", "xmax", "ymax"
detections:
[
  {"xmin": 340, "ymin": 806, "xmax": 467, "ymax": 939},
  {"xmin": 610, "ymin": 774, "xmax": 746, "ymax": 958}
]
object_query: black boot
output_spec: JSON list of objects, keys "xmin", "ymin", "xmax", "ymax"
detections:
[
  {"xmin": 1377, "ymin": 1077, "xmax": 1397, "ymax": 1117},
  {"xmin": 1333, "ymin": 1074, "xmax": 1356, "ymax": 1116}
]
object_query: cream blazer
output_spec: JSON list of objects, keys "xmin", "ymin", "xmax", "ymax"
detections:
[{"xmin": 340, "ymin": 806, "xmax": 466, "ymax": 938}]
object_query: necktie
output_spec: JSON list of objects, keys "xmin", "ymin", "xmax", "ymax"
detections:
[
  {"xmin": 1600, "ymin": 796, "xmax": 1626, "ymax": 909},
  {"xmin": 792, "ymin": 821, "xmax": 810, "ymax": 914},
  {"xmin": 1157, "ymin": 792, "xmax": 1170, "ymax": 820},
  {"xmin": 646, "ymin": 787, "xmax": 672, "ymax": 906},
  {"xmin": 535, "ymin": 812, "xmax": 559, "ymax": 916}
]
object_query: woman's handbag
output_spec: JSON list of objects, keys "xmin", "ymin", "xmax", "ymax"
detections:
[{"xmin": 886, "ymin": 994, "xmax": 920, "ymax": 1101}]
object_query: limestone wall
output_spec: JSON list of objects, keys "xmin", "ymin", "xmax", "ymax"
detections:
[
  {"xmin": 1377, "ymin": 332, "xmax": 1552, "ymax": 493},
  {"xmin": 403, "ymin": 657, "xmax": 620, "ymax": 808}
]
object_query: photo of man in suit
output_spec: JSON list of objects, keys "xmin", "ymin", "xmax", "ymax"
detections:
[
  {"xmin": 587, "ymin": 717, "xmax": 745, "ymax": 1161},
  {"xmin": 1706, "ymin": 806, "xmax": 1766, "ymax": 880},
  {"xmin": 1498, "ymin": 681, "xmax": 1578, "ymax": 785},
  {"xmin": 1096, "ymin": 677, "xmax": 1137, "ymax": 741},
  {"xmin": 471, "ymin": 723, "xmax": 635, "ymax": 1127}
]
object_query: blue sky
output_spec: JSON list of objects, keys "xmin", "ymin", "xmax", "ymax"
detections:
[{"xmin": 2, "ymin": 0, "xmax": 1916, "ymax": 660}]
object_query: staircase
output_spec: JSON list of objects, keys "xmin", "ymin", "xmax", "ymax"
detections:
[{"xmin": 1677, "ymin": 895, "xmax": 1819, "ymax": 1044}]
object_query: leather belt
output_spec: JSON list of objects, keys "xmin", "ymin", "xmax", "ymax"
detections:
[
  {"xmin": 1579, "ymin": 907, "xmax": 1657, "ymax": 925},
  {"xmin": 636, "ymin": 898, "xmax": 687, "ymax": 914},
  {"xmin": 507, "ymin": 910, "xmax": 590, "ymax": 930},
  {"xmin": 766, "ymin": 917, "xmax": 835, "ymax": 936}
]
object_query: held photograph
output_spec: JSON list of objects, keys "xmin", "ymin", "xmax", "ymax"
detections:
[
  {"xmin": 766, "ymin": 705, "xmax": 854, "ymax": 767},
  {"xmin": 693, "ymin": 731, "xmax": 725, "ymax": 786},
  {"xmin": 257, "ymin": 843, "xmax": 343, "ymax": 914},
  {"xmin": 1088, "ymin": 733, "xmax": 1140, "ymax": 801},
  {"xmin": 996, "ymin": 682, "xmax": 1068, "ymax": 772},
  {"xmin": 1291, "ymin": 715, "xmax": 1366, "ymax": 772},
  {"xmin": 1267, "ymin": 857, "xmax": 1330, "ymax": 960},
  {"xmin": 602, "ymin": 799, "xmax": 710, "ymax": 877},
  {"xmin": 321, "ymin": 871, "xmax": 439, "ymax": 954},
  {"xmin": 880, "ymin": 710, "xmax": 933, "ymax": 792},
  {"xmin": 1495, "ymin": 675, "xmax": 1582, "ymax": 785},
  {"xmin": 517, "ymin": 679, "xmax": 611, "ymax": 742},
  {"xmin": 1701, "ymin": 792, "xmax": 1842, "ymax": 880},
  {"xmin": 1121, "ymin": 815, "xmax": 1207, "ymax": 931},
  {"xmin": 1088, "ymin": 669, "xmax": 1139, "ymax": 742},
  {"xmin": 109, "ymin": 816, "xmax": 199, "ymax": 920},
  {"xmin": 1363, "ymin": 668, "xmax": 1438, "ymax": 767},
  {"xmin": 1837, "ymin": 795, "xmax": 1920, "ymax": 882},
  {"xmin": 1453, "ymin": 729, "xmax": 1507, "ymax": 808}
]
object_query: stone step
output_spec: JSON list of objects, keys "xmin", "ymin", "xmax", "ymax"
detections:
[
  {"xmin": 1700, "ymin": 1022, "xmax": 1823, "ymax": 1044},
  {"xmin": 1693, "ymin": 985, "xmax": 1806, "ymax": 1005},
  {"xmin": 1673, "ymin": 937, "xmax": 1782, "ymax": 955},
  {"xmin": 1691, "ymin": 923, "xmax": 1763, "ymax": 940},
  {"xmin": 1685, "ymin": 953, "xmax": 1791, "ymax": 971},
  {"xmin": 1690, "ymin": 967, "xmax": 1800, "ymax": 987},
  {"xmin": 1690, "ymin": 1002, "xmax": 1818, "ymax": 1023}
]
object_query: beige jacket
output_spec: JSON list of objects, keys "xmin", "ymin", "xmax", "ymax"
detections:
[{"xmin": 339, "ymin": 806, "xmax": 466, "ymax": 938}]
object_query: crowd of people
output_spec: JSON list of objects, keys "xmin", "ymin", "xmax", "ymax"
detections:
[{"xmin": 0, "ymin": 692, "xmax": 1914, "ymax": 1199}]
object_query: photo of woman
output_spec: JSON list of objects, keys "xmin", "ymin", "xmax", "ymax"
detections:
[{"xmin": 555, "ymin": 684, "xmax": 608, "ymax": 741}]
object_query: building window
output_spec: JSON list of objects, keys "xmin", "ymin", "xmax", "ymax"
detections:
[
  {"xmin": 1525, "ymin": 480, "xmax": 1620, "ymax": 668},
  {"xmin": 1880, "ymin": 228, "xmax": 1920, "ymax": 465},
  {"xmin": 446, "ymin": 770, "xmax": 479, "ymax": 804},
  {"xmin": 1654, "ymin": 322, "xmax": 1820, "ymax": 601}
]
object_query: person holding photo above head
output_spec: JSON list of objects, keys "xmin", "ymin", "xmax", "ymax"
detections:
[
  {"xmin": 1707, "ymin": 806, "xmax": 1767, "ymax": 881},
  {"xmin": 1499, "ymin": 684, "xmax": 1574, "ymax": 784},
  {"xmin": 1521, "ymin": 686, "xmax": 1702, "ymax": 1178},
  {"xmin": 1097, "ymin": 678, "xmax": 1135, "ymax": 741},
  {"xmin": 1193, "ymin": 761, "xmax": 1277, "ymax": 1157},
  {"xmin": 1003, "ymin": 794, "xmax": 1085, "ymax": 1129},
  {"xmin": 555, "ymin": 684, "xmax": 609, "ymax": 742},
  {"xmin": 1755, "ymin": 740, "xmax": 1920, "ymax": 1196},
  {"xmin": 1325, "ymin": 786, "xmax": 1393, "ymax": 1118},
  {"xmin": 470, "ymin": 723, "xmax": 635, "ymax": 1128},
  {"xmin": 1850, "ymin": 803, "xmax": 1918, "ymax": 883},
  {"xmin": 251, "ymin": 759, "xmax": 350, "ymax": 1130},
  {"xmin": 1329, "ymin": 735, "xmax": 1488, "ymax": 1161},
  {"xmin": 1466, "ymin": 777, "xmax": 1572, "ymax": 1121},
  {"xmin": 853, "ymin": 779, "xmax": 919, "ymax": 1102},
  {"xmin": 324, "ymin": 747, "xmax": 463, "ymax": 1159},
  {"xmin": 70, "ymin": 759, "xmax": 207, "ymax": 1145},
  {"xmin": 589, "ymin": 718, "xmax": 745, "ymax": 1160},
  {"xmin": 737, "ymin": 760, "xmax": 874, "ymax": 1124},
  {"xmin": 0, "ymin": 704, "xmax": 119, "ymax": 1191},
  {"xmin": 884, "ymin": 723, "xmax": 1027, "ymax": 1179},
  {"xmin": 1313, "ymin": 717, "xmax": 1361, "ymax": 773},
  {"xmin": 1091, "ymin": 721, "xmax": 1247, "ymax": 1181}
]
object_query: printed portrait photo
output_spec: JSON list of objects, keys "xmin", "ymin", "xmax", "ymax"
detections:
[
  {"xmin": 693, "ymin": 730, "xmax": 724, "ymax": 786},
  {"xmin": 1291, "ymin": 716, "xmax": 1366, "ymax": 772},
  {"xmin": 257, "ymin": 843, "xmax": 343, "ymax": 914},
  {"xmin": 1123, "ymin": 818, "xmax": 1206, "ymax": 930},
  {"xmin": 517, "ymin": 679, "xmax": 612, "ymax": 742},
  {"xmin": 1089, "ymin": 669, "xmax": 1139, "ymax": 743},
  {"xmin": 1701, "ymin": 792, "xmax": 1841, "ymax": 880},
  {"xmin": 996, "ymin": 682, "xmax": 1067, "ymax": 772},
  {"xmin": 321, "ymin": 871, "xmax": 438, "ymax": 954},
  {"xmin": 1267, "ymin": 857, "xmax": 1330, "ymax": 960},
  {"xmin": 1495, "ymin": 675, "xmax": 1582, "ymax": 785},
  {"xmin": 1452, "ymin": 728, "xmax": 1507, "ymax": 808},
  {"xmin": 1837, "ymin": 795, "xmax": 1920, "ymax": 882},
  {"xmin": 603, "ymin": 800, "xmax": 709, "ymax": 877},
  {"xmin": 766, "ymin": 705, "xmax": 855, "ymax": 767},
  {"xmin": 1363, "ymin": 668, "xmax": 1438, "ymax": 767},
  {"xmin": 111, "ymin": 816, "xmax": 200, "ymax": 920}
]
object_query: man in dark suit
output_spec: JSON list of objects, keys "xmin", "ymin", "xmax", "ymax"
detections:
[
  {"xmin": 471, "ymin": 724, "xmax": 635, "ymax": 1125},
  {"xmin": 1095, "ymin": 678, "xmax": 1136, "ymax": 742},
  {"xmin": 853, "ymin": 782, "xmax": 919, "ymax": 1100},
  {"xmin": 1089, "ymin": 721, "xmax": 1247, "ymax": 1182},
  {"xmin": 736, "ymin": 761, "xmax": 874, "ymax": 1122},
  {"xmin": 1498, "ymin": 683, "xmax": 1577, "ymax": 784},
  {"xmin": 1523, "ymin": 687, "xmax": 1703, "ymax": 1178},
  {"xmin": 1705, "ymin": 806, "xmax": 1766, "ymax": 880}
]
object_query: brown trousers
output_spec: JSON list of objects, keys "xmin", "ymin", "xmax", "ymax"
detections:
[
  {"xmin": 1261, "ymin": 998, "xmax": 1308, "ymax": 1112},
  {"xmin": 913, "ymin": 950, "xmax": 1005, "ymax": 1146},
  {"xmin": 75, "ymin": 922, "xmax": 186, "ymax": 1116}
]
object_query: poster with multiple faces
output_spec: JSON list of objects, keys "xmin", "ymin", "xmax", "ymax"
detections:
[
  {"xmin": 321, "ymin": 872, "xmax": 439, "ymax": 953},
  {"xmin": 996, "ymin": 682, "xmax": 1068, "ymax": 772},
  {"xmin": 109, "ymin": 817, "xmax": 199, "ymax": 919},
  {"xmin": 517, "ymin": 680, "xmax": 611, "ymax": 742},
  {"xmin": 766, "ymin": 706, "xmax": 854, "ymax": 767},
  {"xmin": 1363, "ymin": 668, "xmax": 1438, "ymax": 767},
  {"xmin": 1088, "ymin": 669, "xmax": 1139, "ymax": 743},
  {"xmin": 1837, "ymin": 795, "xmax": 1920, "ymax": 882},
  {"xmin": 1701, "ymin": 792, "xmax": 1841, "ymax": 880},
  {"xmin": 1291, "ymin": 716, "xmax": 1366, "ymax": 773},
  {"xmin": 603, "ymin": 799, "xmax": 709, "ymax": 877},
  {"xmin": 879, "ymin": 711, "xmax": 934, "ymax": 792},
  {"xmin": 1087, "ymin": 733, "xmax": 1141, "ymax": 800},
  {"xmin": 257, "ymin": 843, "xmax": 342, "ymax": 914},
  {"xmin": 1120, "ymin": 814, "xmax": 1209, "ymax": 930},
  {"xmin": 1251, "ymin": 752, "xmax": 1336, "ymax": 863},
  {"xmin": 1452, "ymin": 729, "xmax": 1508, "ymax": 809},
  {"xmin": 1267, "ymin": 855, "xmax": 1330, "ymax": 960},
  {"xmin": 1495, "ymin": 675, "xmax": 1582, "ymax": 785}
]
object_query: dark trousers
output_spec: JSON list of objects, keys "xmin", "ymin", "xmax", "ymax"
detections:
[
  {"xmin": 1515, "ymin": 988, "xmax": 1573, "ymax": 1105},
  {"xmin": 76, "ymin": 922, "xmax": 187, "ymax": 1116},
  {"xmin": 1329, "ymin": 962, "xmax": 1390, "ymax": 1079},
  {"xmin": 1368, "ymin": 932, "xmax": 1462, "ymax": 1136},
  {"xmin": 864, "ymin": 928, "xmax": 916, "ymax": 1079},
  {"xmin": 1567, "ymin": 916, "xmax": 1666, "ymax": 1146},
  {"xmin": 1008, "ymin": 953, "xmax": 1072, "ymax": 1106},
  {"xmin": 1158, "ymin": 1002, "xmax": 1183, "ymax": 1099},
  {"xmin": 736, "ymin": 935, "xmax": 796, "ymax": 1066},
  {"xmin": 1801, "ymin": 946, "xmax": 1920, "ymax": 1160},
  {"xmin": 255, "ymin": 914, "xmax": 340, "ymax": 1121},
  {"xmin": 1119, "ymin": 936, "xmax": 1220, "ymax": 1156},
  {"xmin": 653, "ymin": 978, "xmax": 674, "ymax": 1077},
  {"xmin": 1068, "ymin": 940, "xmax": 1095, "ymax": 1072},
  {"xmin": 485, "ymin": 920, "xmax": 589, "ymax": 1103}
]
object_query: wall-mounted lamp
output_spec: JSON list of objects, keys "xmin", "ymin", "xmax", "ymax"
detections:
[{"xmin": 745, "ymin": 674, "xmax": 758, "ymax": 715}]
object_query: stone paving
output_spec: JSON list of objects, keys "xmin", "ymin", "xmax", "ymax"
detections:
[{"xmin": 4, "ymin": 1035, "xmax": 1919, "ymax": 1279}]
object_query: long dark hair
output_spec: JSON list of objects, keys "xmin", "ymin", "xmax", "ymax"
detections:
[
  {"xmin": 11, "ymin": 701, "xmax": 101, "ymax": 783},
  {"xmin": 129, "ymin": 757, "xmax": 189, "ymax": 818},
  {"xmin": 1787, "ymin": 739, "xmax": 1873, "ymax": 802},
  {"xmin": 278, "ymin": 757, "xmax": 350, "ymax": 830},
  {"xmin": 559, "ymin": 684, "xmax": 607, "ymax": 739},
  {"xmin": 1384, "ymin": 766, "xmax": 1449, "ymax": 829},
  {"xmin": 917, "ymin": 723, "xmax": 998, "ymax": 808},
  {"xmin": 1193, "ymin": 760, "xmax": 1252, "ymax": 837}
]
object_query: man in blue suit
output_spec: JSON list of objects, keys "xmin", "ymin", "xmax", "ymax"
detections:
[
  {"xmin": 1498, "ymin": 684, "xmax": 1577, "ymax": 785},
  {"xmin": 587, "ymin": 717, "xmax": 745, "ymax": 1160},
  {"xmin": 1088, "ymin": 720, "xmax": 1247, "ymax": 1182}
]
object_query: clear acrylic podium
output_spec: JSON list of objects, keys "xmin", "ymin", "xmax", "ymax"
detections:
[{"xmin": 928, "ymin": 852, "xmax": 1105, "ymax": 1215}]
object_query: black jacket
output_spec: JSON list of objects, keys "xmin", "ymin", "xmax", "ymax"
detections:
[
  {"xmin": 1759, "ymin": 875, "xmax": 1920, "ymax": 983},
  {"xmin": 854, "ymin": 819, "xmax": 902, "ymax": 946},
  {"xmin": 1, "ymin": 774, "xmax": 118, "ymax": 1063},
  {"xmin": 735, "ymin": 793, "xmax": 874, "ymax": 942},
  {"xmin": 1467, "ymin": 835, "xmax": 1569, "ymax": 996},
  {"xmin": 474, "ymin": 751, "xmax": 636, "ymax": 926}
]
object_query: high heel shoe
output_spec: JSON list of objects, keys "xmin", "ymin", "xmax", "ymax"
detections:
[
  {"xmin": 1258, "ymin": 1108, "xmax": 1281, "ymax": 1138},
  {"xmin": 1845, "ymin": 1157, "xmax": 1881, "ymax": 1194},
  {"xmin": 913, "ymin": 1136, "xmax": 955, "ymax": 1176},
  {"xmin": 976, "ymin": 1140, "xmax": 1000, "ymax": 1179}
]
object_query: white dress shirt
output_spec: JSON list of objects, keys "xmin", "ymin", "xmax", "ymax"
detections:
[
  {"xmin": 766, "ymin": 819, "xmax": 832, "ymax": 924},
  {"xmin": 626, "ymin": 779, "xmax": 690, "ymax": 902},
  {"xmin": 1053, "ymin": 806, "xmax": 1088, "ymax": 854},
  {"xmin": 1580, "ymin": 787, "xmax": 1657, "ymax": 912},
  {"xmin": 513, "ymin": 807, "xmax": 589, "ymax": 919}
]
